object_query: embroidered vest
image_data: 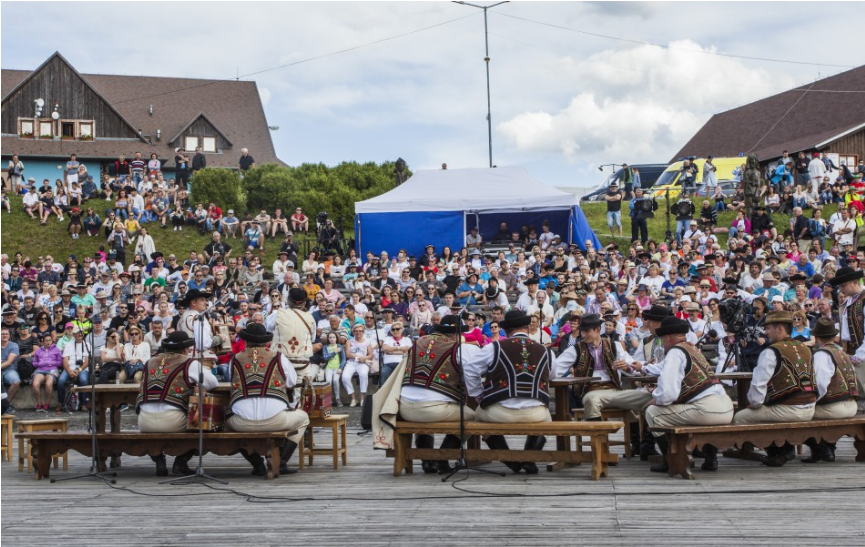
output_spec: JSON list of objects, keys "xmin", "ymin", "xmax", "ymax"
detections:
[
  {"xmin": 480, "ymin": 336, "xmax": 551, "ymax": 408},
  {"xmin": 272, "ymin": 307, "xmax": 316, "ymax": 363},
  {"xmin": 136, "ymin": 353, "xmax": 193, "ymax": 413},
  {"xmin": 227, "ymin": 346, "xmax": 289, "ymax": 417},
  {"xmin": 845, "ymin": 291, "xmax": 865, "ymax": 355},
  {"xmin": 766, "ymin": 339, "xmax": 816, "ymax": 406},
  {"xmin": 402, "ymin": 333, "xmax": 462, "ymax": 402},
  {"xmin": 670, "ymin": 343, "xmax": 720, "ymax": 404},
  {"xmin": 571, "ymin": 338, "xmax": 620, "ymax": 398},
  {"xmin": 817, "ymin": 343, "xmax": 860, "ymax": 404}
]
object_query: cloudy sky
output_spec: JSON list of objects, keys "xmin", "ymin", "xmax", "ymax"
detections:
[{"xmin": 3, "ymin": 1, "xmax": 863, "ymax": 189}]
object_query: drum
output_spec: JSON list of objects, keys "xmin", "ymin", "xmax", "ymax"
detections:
[
  {"xmin": 188, "ymin": 391, "xmax": 227, "ymax": 432},
  {"xmin": 303, "ymin": 383, "xmax": 332, "ymax": 419}
]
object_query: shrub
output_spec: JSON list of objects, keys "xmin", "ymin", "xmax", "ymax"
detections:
[{"xmin": 190, "ymin": 168, "xmax": 245, "ymax": 212}]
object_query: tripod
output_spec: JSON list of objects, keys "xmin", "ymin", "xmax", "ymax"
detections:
[
  {"xmin": 52, "ymin": 324, "xmax": 116, "ymax": 484},
  {"xmin": 165, "ymin": 312, "xmax": 226, "ymax": 485},
  {"xmin": 663, "ymin": 189, "xmax": 673, "ymax": 244},
  {"xmin": 442, "ymin": 311, "xmax": 504, "ymax": 481}
]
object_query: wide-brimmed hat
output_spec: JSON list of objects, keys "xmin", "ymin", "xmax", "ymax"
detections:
[
  {"xmin": 179, "ymin": 288, "xmax": 209, "ymax": 308},
  {"xmin": 656, "ymin": 316, "xmax": 691, "ymax": 336},
  {"xmin": 579, "ymin": 313, "xmax": 602, "ymax": 331},
  {"xmin": 162, "ymin": 331, "xmax": 195, "ymax": 352},
  {"xmin": 288, "ymin": 287, "xmax": 308, "ymax": 305},
  {"xmin": 790, "ymin": 273, "xmax": 807, "ymax": 282},
  {"xmin": 485, "ymin": 286, "xmax": 501, "ymax": 299},
  {"xmin": 829, "ymin": 266, "xmax": 864, "ymax": 286},
  {"xmin": 641, "ymin": 304, "xmax": 673, "ymax": 322},
  {"xmin": 811, "ymin": 317, "xmax": 837, "ymax": 339},
  {"xmin": 764, "ymin": 310, "xmax": 793, "ymax": 325},
  {"xmin": 499, "ymin": 309, "xmax": 532, "ymax": 330},
  {"xmin": 239, "ymin": 323, "xmax": 273, "ymax": 344},
  {"xmin": 434, "ymin": 315, "xmax": 469, "ymax": 334}
]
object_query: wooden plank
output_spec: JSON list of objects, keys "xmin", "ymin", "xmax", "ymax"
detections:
[{"xmin": 394, "ymin": 421, "xmax": 623, "ymax": 435}]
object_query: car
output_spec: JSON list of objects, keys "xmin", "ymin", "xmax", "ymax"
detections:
[
  {"xmin": 580, "ymin": 164, "xmax": 668, "ymax": 203},
  {"xmin": 650, "ymin": 157, "xmax": 743, "ymax": 200}
]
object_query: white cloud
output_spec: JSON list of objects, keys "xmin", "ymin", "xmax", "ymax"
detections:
[{"xmin": 258, "ymin": 86, "xmax": 271, "ymax": 106}]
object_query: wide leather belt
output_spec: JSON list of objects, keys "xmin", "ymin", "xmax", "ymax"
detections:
[{"xmin": 587, "ymin": 381, "xmax": 616, "ymax": 392}]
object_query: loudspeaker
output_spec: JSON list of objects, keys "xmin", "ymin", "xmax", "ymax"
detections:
[{"xmin": 360, "ymin": 394, "xmax": 374, "ymax": 431}]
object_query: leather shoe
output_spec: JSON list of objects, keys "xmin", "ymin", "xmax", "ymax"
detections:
[
  {"xmin": 522, "ymin": 462, "xmax": 539, "ymax": 474},
  {"xmin": 823, "ymin": 444, "xmax": 836, "ymax": 462},
  {"xmin": 154, "ymin": 456, "xmax": 168, "ymax": 477},
  {"xmin": 279, "ymin": 463, "xmax": 298, "ymax": 475},
  {"xmin": 701, "ymin": 445, "xmax": 718, "ymax": 471},
  {"xmin": 172, "ymin": 460, "xmax": 194, "ymax": 476}
]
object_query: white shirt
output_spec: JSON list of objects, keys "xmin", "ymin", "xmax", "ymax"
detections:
[
  {"xmin": 402, "ymin": 341, "xmax": 480, "ymax": 403},
  {"xmin": 808, "ymin": 157, "xmax": 826, "ymax": 179},
  {"xmin": 748, "ymin": 345, "xmax": 816, "ymax": 409},
  {"xmin": 812, "ymin": 349, "xmax": 837, "ymax": 401},
  {"xmin": 23, "ymin": 192, "xmax": 39, "ymax": 207},
  {"xmin": 230, "ymin": 354, "xmax": 297, "ymax": 420},
  {"xmin": 62, "ymin": 341, "xmax": 90, "ymax": 370},
  {"xmin": 382, "ymin": 335, "xmax": 412, "ymax": 365},
  {"xmin": 463, "ymin": 333, "xmax": 551, "ymax": 409},
  {"xmin": 139, "ymin": 359, "xmax": 218, "ymax": 414},
  {"xmin": 651, "ymin": 346, "xmax": 725, "ymax": 406},
  {"xmin": 124, "ymin": 341, "xmax": 150, "ymax": 365},
  {"xmin": 832, "ymin": 218, "xmax": 855, "ymax": 246}
]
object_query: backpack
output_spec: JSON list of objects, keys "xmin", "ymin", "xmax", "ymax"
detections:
[{"xmin": 809, "ymin": 219, "xmax": 825, "ymax": 239}]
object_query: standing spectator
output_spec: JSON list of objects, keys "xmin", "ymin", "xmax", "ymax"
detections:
[
  {"xmin": 191, "ymin": 146, "xmax": 207, "ymax": 173},
  {"xmin": 605, "ymin": 182, "xmax": 623, "ymax": 238},
  {"xmin": 174, "ymin": 148, "xmax": 191, "ymax": 188},
  {"xmin": 114, "ymin": 155, "xmax": 130, "ymax": 183},
  {"xmin": 702, "ymin": 155, "xmax": 717, "ymax": 196},
  {"xmin": 7, "ymin": 154, "xmax": 24, "ymax": 194},
  {"xmin": 809, "ymin": 152, "xmax": 826, "ymax": 187},
  {"xmin": 130, "ymin": 152, "xmax": 146, "ymax": 186},
  {"xmin": 679, "ymin": 159, "xmax": 697, "ymax": 196},
  {"xmin": 64, "ymin": 153, "xmax": 80, "ymax": 191},
  {"xmin": 147, "ymin": 153, "xmax": 161, "ymax": 178},
  {"xmin": 238, "ymin": 148, "xmax": 255, "ymax": 173}
]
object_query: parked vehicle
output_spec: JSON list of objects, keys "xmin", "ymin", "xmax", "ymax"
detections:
[
  {"xmin": 580, "ymin": 163, "xmax": 668, "ymax": 203},
  {"xmin": 650, "ymin": 157, "xmax": 743, "ymax": 199}
]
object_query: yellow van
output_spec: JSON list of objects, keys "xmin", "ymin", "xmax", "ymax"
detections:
[{"xmin": 650, "ymin": 157, "xmax": 743, "ymax": 199}]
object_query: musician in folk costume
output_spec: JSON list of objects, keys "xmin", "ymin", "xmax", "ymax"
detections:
[
  {"xmin": 226, "ymin": 323, "xmax": 309, "ymax": 476},
  {"xmin": 643, "ymin": 317, "xmax": 734, "ymax": 474},
  {"xmin": 400, "ymin": 315, "xmax": 478, "ymax": 474},
  {"xmin": 829, "ymin": 266, "xmax": 865, "ymax": 413},
  {"xmin": 555, "ymin": 314, "xmax": 654, "ymax": 457},
  {"xmin": 177, "ymin": 289, "xmax": 223, "ymax": 367},
  {"xmin": 137, "ymin": 331, "xmax": 218, "ymax": 476},
  {"xmin": 463, "ymin": 309, "xmax": 553, "ymax": 474},
  {"xmin": 803, "ymin": 318, "xmax": 860, "ymax": 463},
  {"xmin": 733, "ymin": 311, "xmax": 816, "ymax": 467},
  {"xmin": 267, "ymin": 287, "xmax": 319, "ymax": 389},
  {"xmin": 633, "ymin": 304, "xmax": 674, "ymax": 374}
]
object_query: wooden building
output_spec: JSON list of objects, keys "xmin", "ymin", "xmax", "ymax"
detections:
[
  {"xmin": 1, "ymin": 52, "xmax": 284, "ymax": 187},
  {"xmin": 672, "ymin": 65, "xmax": 865, "ymax": 168}
]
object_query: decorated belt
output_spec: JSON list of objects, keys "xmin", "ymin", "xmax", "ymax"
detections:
[
  {"xmin": 588, "ymin": 381, "xmax": 616, "ymax": 392},
  {"xmin": 291, "ymin": 358, "xmax": 311, "ymax": 370}
]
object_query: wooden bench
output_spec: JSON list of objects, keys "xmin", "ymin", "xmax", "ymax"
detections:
[
  {"xmin": 1, "ymin": 414, "xmax": 13, "ymax": 462},
  {"xmin": 389, "ymin": 420, "xmax": 623, "ymax": 480},
  {"xmin": 651, "ymin": 417, "xmax": 865, "ymax": 479},
  {"xmin": 16, "ymin": 431, "xmax": 295, "ymax": 480}
]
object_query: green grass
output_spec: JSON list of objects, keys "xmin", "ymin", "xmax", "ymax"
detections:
[
  {"xmin": 0, "ymin": 195, "xmax": 326, "ymax": 266},
  {"xmin": 580, "ymin": 201, "xmax": 795, "ymax": 249}
]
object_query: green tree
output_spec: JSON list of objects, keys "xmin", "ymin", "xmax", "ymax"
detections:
[{"xmin": 190, "ymin": 168, "xmax": 245, "ymax": 212}]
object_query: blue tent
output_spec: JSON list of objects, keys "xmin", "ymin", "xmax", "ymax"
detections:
[{"xmin": 354, "ymin": 166, "xmax": 600, "ymax": 258}]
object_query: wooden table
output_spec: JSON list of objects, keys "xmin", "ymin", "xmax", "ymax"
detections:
[
  {"xmin": 620, "ymin": 372, "xmax": 754, "ymax": 407},
  {"xmin": 548, "ymin": 377, "xmax": 596, "ymax": 471}
]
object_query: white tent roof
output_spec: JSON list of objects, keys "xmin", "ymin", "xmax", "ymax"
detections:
[{"xmin": 355, "ymin": 166, "xmax": 577, "ymax": 213}]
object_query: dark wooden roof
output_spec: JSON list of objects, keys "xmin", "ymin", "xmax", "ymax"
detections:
[
  {"xmin": 671, "ymin": 65, "xmax": 865, "ymax": 162},
  {"xmin": 1, "ymin": 53, "xmax": 283, "ymax": 168}
]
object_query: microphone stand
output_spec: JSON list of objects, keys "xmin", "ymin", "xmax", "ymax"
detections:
[
  {"xmin": 167, "ymin": 312, "xmax": 227, "ymax": 485},
  {"xmin": 443, "ymin": 309, "xmax": 504, "ymax": 481},
  {"xmin": 53, "ymin": 322, "xmax": 117, "ymax": 484}
]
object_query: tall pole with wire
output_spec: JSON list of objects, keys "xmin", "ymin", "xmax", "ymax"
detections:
[{"xmin": 454, "ymin": 1, "xmax": 508, "ymax": 168}]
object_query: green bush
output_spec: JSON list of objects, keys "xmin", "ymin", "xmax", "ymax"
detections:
[{"xmin": 190, "ymin": 168, "xmax": 245, "ymax": 212}]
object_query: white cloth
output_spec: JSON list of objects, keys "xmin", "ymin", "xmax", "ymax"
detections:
[
  {"xmin": 124, "ymin": 341, "xmax": 150, "ymax": 366},
  {"xmin": 748, "ymin": 346, "xmax": 815, "ymax": 410},
  {"xmin": 230, "ymin": 354, "xmax": 296, "ymax": 421},
  {"xmin": 382, "ymin": 335, "xmax": 412, "ymax": 366},
  {"xmin": 651, "ymin": 346, "xmax": 725, "ymax": 406}
]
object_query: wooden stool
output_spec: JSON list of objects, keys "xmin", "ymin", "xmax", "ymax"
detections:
[
  {"xmin": 572, "ymin": 408, "xmax": 637, "ymax": 459},
  {"xmin": 298, "ymin": 414, "xmax": 348, "ymax": 469},
  {"xmin": 18, "ymin": 418, "xmax": 69, "ymax": 475},
  {"xmin": 1, "ymin": 415, "xmax": 14, "ymax": 462}
]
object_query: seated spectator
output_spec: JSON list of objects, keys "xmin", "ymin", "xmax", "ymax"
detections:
[
  {"xmin": 243, "ymin": 220, "xmax": 265, "ymax": 251},
  {"xmin": 121, "ymin": 326, "xmax": 148, "ymax": 383},
  {"xmin": 270, "ymin": 208, "xmax": 289, "ymax": 238},
  {"xmin": 698, "ymin": 200, "xmax": 717, "ymax": 232},
  {"xmin": 57, "ymin": 326, "xmax": 90, "ymax": 412},
  {"xmin": 222, "ymin": 209, "xmax": 239, "ymax": 238},
  {"xmin": 291, "ymin": 207, "xmax": 309, "ymax": 232},
  {"xmin": 31, "ymin": 333, "xmax": 62, "ymax": 411}
]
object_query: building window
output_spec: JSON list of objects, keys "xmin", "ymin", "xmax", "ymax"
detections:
[
  {"xmin": 61, "ymin": 121, "xmax": 75, "ymax": 138},
  {"xmin": 202, "ymin": 136, "xmax": 217, "ymax": 153},
  {"xmin": 839, "ymin": 154, "xmax": 857, "ymax": 168},
  {"xmin": 78, "ymin": 121, "xmax": 93, "ymax": 138},
  {"xmin": 38, "ymin": 121, "xmax": 53, "ymax": 137},
  {"xmin": 19, "ymin": 119, "xmax": 34, "ymax": 136},
  {"xmin": 184, "ymin": 136, "xmax": 199, "ymax": 151}
]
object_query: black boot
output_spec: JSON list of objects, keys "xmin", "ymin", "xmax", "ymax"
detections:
[
  {"xmin": 762, "ymin": 442, "xmax": 795, "ymax": 467},
  {"xmin": 639, "ymin": 426, "xmax": 659, "ymax": 461},
  {"xmin": 823, "ymin": 442, "xmax": 836, "ymax": 462},
  {"xmin": 279, "ymin": 440, "xmax": 299, "ymax": 475},
  {"xmin": 801, "ymin": 439, "xmax": 823, "ymax": 464},
  {"xmin": 415, "ymin": 434, "xmax": 438, "ymax": 474},
  {"xmin": 485, "ymin": 435, "xmax": 522, "ymax": 474},
  {"xmin": 241, "ymin": 450, "xmax": 267, "ymax": 476},
  {"xmin": 151, "ymin": 454, "xmax": 168, "ymax": 477},
  {"xmin": 436, "ymin": 434, "xmax": 461, "ymax": 474},
  {"xmin": 521, "ymin": 436, "xmax": 547, "ymax": 474},
  {"xmin": 172, "ymin": 451, "xmax": 195, "ymax": 476},
  {"xmin": 650, "ymin": 435, "xmax": 669, "ymax": 473},
  {"xmin": 701, "ymin": 444, "xmax": 718, "ymax": 471},
  {"xmin": 628, "ymin": 422, "xmax": 642, "ymax": 458}
]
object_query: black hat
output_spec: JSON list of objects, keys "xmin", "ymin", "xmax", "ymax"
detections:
[
  {"xmin": 656, "ymin": 316, "xmax": 691, "ymax": 336},
  {"xmin": 161, "ymin": 331, "xmax": 195, "ymax": 352},
  {"xmin": 179, "ymin": 288, "xmax": 208, "ymax": 308},
  {"xmin": 721, "ymin": 276, "xmax": 739, "ymax": 286},
  {"xmin": 830, "ymin": 266, "xmax": 864, "ymax": 286},
  {"xmin": 150, "ymin": 252, "xmax": 164, "ymax": 260},
  {"xmin": 499, "ymin": 309, "xmax": 532, "ymax": 330},
  {"xmin": 485, "ymin": 286, "xmax": 501, "ymax": 299},
  {"xmin": 811, "ymin": 317, "xmax": 838, "ymax": 338},
  {"xmin": 637, "ymin": 252, "xmax": 651, "ymax": 259},
  {"xmin": 434, "ymin": 315, "xmax": 469, "ymax": 334},
  {"xmin": 288, "ymin": 287, "xmax": 308, "ymax": 305},
  {"xmin": 525, "ymin": 278, "xmax": 539, "ymax": 286},
  {"xmin": 790, "ymin": 273, "xmax": 807, "ymax": 282},
  {"xmin": 641, "ymin": 304, "xmax": 673, "ymax": 322},
  {"xmin": 239, "ymin": 323, "xmax": 273, "ymax": 344},
  {"xmin": 579, "ymin": 313, "xmax": 602, "ymax": 331}
]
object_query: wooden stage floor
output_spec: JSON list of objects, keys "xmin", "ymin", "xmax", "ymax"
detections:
[{"xmin": 2, "ymin": 427, "xmax": 864, "ymax": 546}]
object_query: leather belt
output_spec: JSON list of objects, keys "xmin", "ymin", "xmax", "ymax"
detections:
[
  {"xmin": 291, "ymin": 358, "xmax": 311, "ymax": 370},
  {"xmin": 587, "ymin": 381, "xmax": 616, "ymax": 392}
]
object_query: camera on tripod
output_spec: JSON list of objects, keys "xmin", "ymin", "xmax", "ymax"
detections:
[
  {"xmin": 718, "ymin": 297, "xmax": 748, "ymax": 335},
  {"xmin": 675, "ymin": 199, "xmax": 694, "ymax": 216},
  {"xmin": 316, "ymin": 211, "xmax": 329, "ymax": 227}
]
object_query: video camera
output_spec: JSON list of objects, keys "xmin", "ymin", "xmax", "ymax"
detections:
[
  {"xmin": 316, "ymin": 211, "xmax": 329, "ymax": 225},
  {"xmin": 718, "ymin": 297, "xmax": 748, "ymax": 336},
  {"xmin": 675, "ymin": 199, "xmax": 694, "ymax": 217}
]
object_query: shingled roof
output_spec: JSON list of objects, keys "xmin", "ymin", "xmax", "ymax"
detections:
[
  {"xmin": 671, "ymin": 65, "xmax": 865, "ymax": 163},
  {"xmin": 1, "ymin": 52, "xmax": 284, "ymax": 168}
]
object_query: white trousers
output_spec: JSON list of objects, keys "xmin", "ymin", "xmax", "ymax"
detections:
[
  {"xmin": 812, "ymin": 399, "xmax": 858, "ymax": 420},
  {"xmin": 474, "ymin": 402, "xmax": 551, "ymax": 423},
  {"xmin": 342, "ymin": 362, "xmax": 369, "ymax": 395},
  {"xmin": 400, "ymin": 399, "xmax": 476, "ymax": 422},
  {"xmin": 645, "ymin": 393, "xmax": 735, "ymax": 437},
  {"xmin": 733, "ymin": 404, "xmax": 815, "ymax": 424},
  {"xmin": 138, "ymin": 408, "xmax": 187, "ymax": 433},
  {"xmin": 324, "ymin": 369, "xmax": 342, "ymax": 402},
  {"xmin": 582, "ymin": 389, "xmax": 653, "ymax": 420},
  {"xmin": 227, "ymin": 410, "xmax": 309, "ymax": 444}
]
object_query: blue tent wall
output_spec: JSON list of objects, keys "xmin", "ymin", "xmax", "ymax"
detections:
[
  {"xmin": 570, "ymin": 205, "xmax": 602, "ymax": 250},
  {"xmin": 467, "ymin": 210, "xmax": 571, "ymax": 244},
  {"xmin": 355, "ymin": 211, "xmax": 465, "ymax": 258}
]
